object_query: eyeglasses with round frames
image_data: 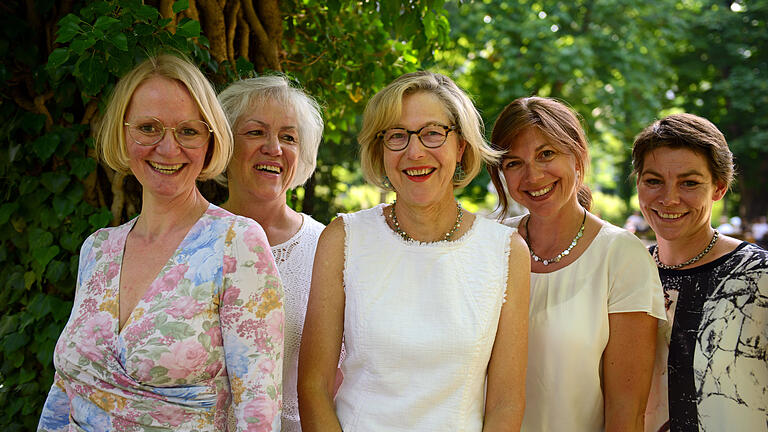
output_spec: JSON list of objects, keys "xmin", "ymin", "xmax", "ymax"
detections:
[
  {"xmin": 124, "ymin": 117, "xmax": 213, "ymax": 149},
  {"xmin": 377, "ymin": 124, "xmax": 457, "ymax": 151}
]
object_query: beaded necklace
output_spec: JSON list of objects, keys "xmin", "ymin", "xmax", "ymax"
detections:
[
  {"xmin": 653, "ymin": 230, "xmax": 719, "ymax": 270},
  {"xmin": 525, "ymin": 208, "xmax": 586, "ymax": 266},
  {"xmin": 390, "ymin": 199, "xmax": 463, "ymax": 242}
]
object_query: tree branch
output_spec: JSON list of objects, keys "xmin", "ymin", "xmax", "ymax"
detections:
[
  {"xmin": 197, "ymin": 0, "xmax": 228, "ymax": 63},
  {"xmin": 226, "ymin": 0, "xmax": 241, "ymax": 67},
  {"xmin": 110, "ymin": 172, "xmax": 126, "ymax": 226}
]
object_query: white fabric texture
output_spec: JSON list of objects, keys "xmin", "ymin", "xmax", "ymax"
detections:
[
  {"xmin": 506, "ymin": 216, "xmax": 666, "ymax": 432},
  {"xmin": 272, "ymin": 214, "xmax": 325, "ymax": 432},
  {"xmin": 336, "ymin": 204, "xmax": 515, "ymax": 432}
]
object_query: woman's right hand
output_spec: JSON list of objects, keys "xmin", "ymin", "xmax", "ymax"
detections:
[{"xmin": 298, "ymin": 217, "xmax": 346, "ymax": 432}]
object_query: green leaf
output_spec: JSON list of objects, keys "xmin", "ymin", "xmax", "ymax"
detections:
[
  {"xmin": 2, "ymin": 332, "xmax": 30, "ymax": 353},
  {"xmin": 52, "ymin": 195, "xmax": 76, "ymax": 219},
  {"xmin": 32, "ymin": 134, "xmax": 60, "ymax": 162},
  {"xmin": 172, "ymin": 0, "xmax": 190, "ymax": 14},
  {"xmin": 134, "ymin": 4, "xmax": 160, "ymax": 21},
  {"xmin": 176, "ymin": 19, "xmax": 201, "ymax": 38},
  {"xmin": 70, "ymin": 36, "xmax": 97, "ymax": 55},
  {"xmin": 28, "ymin": 229, "xmax": 54, "ymax": 249},
  {"xmin": 0, "ymin": 203, "xmax": 19, "ymax": 225},
  {"xmin": 31, "ymin": 245, "xmax": 59, "ymax": 269},
  {"xmin": 77, "ymin": 54, "xmax": 109, "ymax": 95},
  {"xmin": 108, "ymin": 32, "xmax": 128, "ymax": 51},
  {"xmin": 93, "ymin": 16, "xmax": 120, "ymax": 32},
  {"xmin": 55, "ymin": 14, "xmax": 83, "ymax": 43},
  {"xmin": 45, "ymin": 260, "xmax": 68, "ymax": 283},
  {"xmin": 40, "ymin": 171, "xmax": 70, "ymax": 194},
  {"xmin": 46, "ymin": 48, "xmax": 70, "ymax": 71},
  {"xmin": 70, "ymin": 156, "xmax": 97, "ymax": 180},
  {"xmin": 423, "ymin": 12, "xmax": 438, "ymax": 40},
  {"xmin": 88, "ymin": 209, "xmax": 112, "ymax": 230}
]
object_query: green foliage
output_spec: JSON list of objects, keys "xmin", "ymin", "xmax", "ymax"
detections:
[
  {"xmin": 439, "ymin": 0, "xmax": 684, "ymax": 214},
  {"xmin": 0, "ymin": 1, "xmax": 210, "ymax": 428},
  {"xmin": 668, "ymin": 0, "xmax": 768, "ymax": 219}
]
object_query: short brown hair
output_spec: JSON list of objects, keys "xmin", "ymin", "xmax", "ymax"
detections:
[
  {"xmin": 488, "ymin": 96, "xmax": 592, "ymax": 216},
  {"xmin": 358, "ymin": 71, "xmax": 501, "ymax": 189},
  {"xmin": 96, "ymin": 54, "xmax": 232, "ymax": 180},
  {"xmin": 632, "ymin": 113, "xmax": 734, "ymax": 188}
]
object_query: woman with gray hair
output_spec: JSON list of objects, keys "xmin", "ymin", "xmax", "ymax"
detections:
[
  {"xmin": 298, "ymin": 71, "xmax": 530, "ymax": 431},
  {"xmin": 218, "ymin": 75, "xmax": 326, "ymax": 432}
]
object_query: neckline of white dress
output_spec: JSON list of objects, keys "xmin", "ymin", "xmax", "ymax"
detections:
[
  {"xmin": 271, "ymin": 213, "xmax": 309, "ymax": 251},
  {"xmin": 375, "ymin": 203, "xmax": 481, "ymax": 248}
]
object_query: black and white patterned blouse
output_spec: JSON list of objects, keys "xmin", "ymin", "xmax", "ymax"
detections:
[{"xmin": 646, "ymin": 242, "xmax": 768, "ymax": 431}]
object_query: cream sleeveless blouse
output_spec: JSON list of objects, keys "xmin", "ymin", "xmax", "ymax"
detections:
[{"xmin": 335, "ymin": 204, "xmax": 515, "ymax": 431}]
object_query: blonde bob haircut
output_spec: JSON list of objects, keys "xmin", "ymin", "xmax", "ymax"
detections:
[
  {"xmin": 358, "ymin": 71, "xmax": 501, "ymax": 189},
  {"xmin": 217, "ymin": 75, "xmax": 324, "ymax": 189},
  {"xmin": 96, "ymin": 54, "xmax": 233, "ymax": 180}
]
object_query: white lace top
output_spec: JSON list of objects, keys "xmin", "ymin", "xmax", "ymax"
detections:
[
  {"xmin": 335, "ymin": 204, "xmax": 515, "ymax": 431},
  {"xmin": 272, "ymin": 213, "xmax": 325, "ymax": 432}
]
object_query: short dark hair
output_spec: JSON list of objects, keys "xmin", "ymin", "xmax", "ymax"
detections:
[{"xmin": 632, "ymin": 113, "xmax": 734, "ymax": 188}]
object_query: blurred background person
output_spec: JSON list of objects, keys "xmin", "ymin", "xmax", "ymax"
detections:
[
  {"xmin": 218, "ymin": 76, "xmax": 333, "ymax": 432},
  {"xmin": 299, "ymin": 71, "xmax": 530, "ymax": 431},
  {"xmin": 489, "ymin": 96, "xmax": 665, "ymax": 432},
  {"xmin": 634, "ymin": 113, "xmax": 768, "ymax": 431},
  {"xmin": 37, "ymin": 54, "xmax": 283, "ymax": 431}
]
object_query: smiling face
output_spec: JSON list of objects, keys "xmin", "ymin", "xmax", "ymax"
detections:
[
  {"xmin": 227, "ymin": 98, "xmax": 300, "ymax": 204},
  {"xmin": 500, "ymin": 127, "xmax": 579, "ymax": 217},
  {"xmin": 382, "ymin": 91, "xmax": 465, "ymax": 206},
  {"xmin": 124, "ymin": 75, "xmax": 209, "ymax": 200},
  {"xmin": 637, "ymin": 146, "xmax": 727, "ymax": 243}
]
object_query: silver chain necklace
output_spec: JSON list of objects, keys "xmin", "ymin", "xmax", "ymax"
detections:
[
  {"xmin": 390, "ymin": 199, "xmax": 463, "ymax": 242},
  {"xmin": 653, "ymin": 230, "xmax": 719, "ymax": 270},
  {"xmin": 525, "ymin": 208, "xmax": 586, "ymax": 266}
]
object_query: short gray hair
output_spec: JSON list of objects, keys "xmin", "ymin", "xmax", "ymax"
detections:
[{"xmin": 218, "ymin": 75, "xmax": 324, "ymax": 188}]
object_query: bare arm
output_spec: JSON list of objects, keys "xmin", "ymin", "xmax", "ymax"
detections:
[
  {"xmin": 603, "ymin": 312, "xmax": 658, "ymax": 432},
  {"xmin": 484, "ymin": 232, "xmax": 531, "ymax": 432},
  {"xmin": 298, "ymin": 218, "xmax": 346, "ymax": 432}
]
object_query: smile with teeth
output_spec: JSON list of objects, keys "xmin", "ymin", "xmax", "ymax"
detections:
[
  {"xmin": 657, "ymin": 211, "xmax": 687, "ymax": 220},
  {"xmin": 404, "ymin": 167, "xmax": 435, "ymax": 176},
  {"xmin": 256, "ymin": 164, "xmax": 282, "ymax": 174},
  {"xmin": 528, "ymin": 184, "xmax": 554, "ymax": 197},
  {"xmin": 148, "ymin": 161, "xmax": 183, "ymax": 174}
]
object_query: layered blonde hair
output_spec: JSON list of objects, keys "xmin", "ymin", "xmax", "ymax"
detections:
[
  {"xmin": 95, "ymin": 54, "xmax": 232, "ymax": 180},
  {"xmin": 217, "ymin": 75, "xmax": 324, "ymax": 189},
  {"xmin": 358, "ymin": 71, "xmax": 501, "ymax": 189},
  {"xmin": 489, "ymin": 96, "xmax": 592, "ymax": 216}
]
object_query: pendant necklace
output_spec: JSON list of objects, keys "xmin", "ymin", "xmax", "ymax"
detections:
[
  {"xmin": 390, "ymin": 199, "xmax": 463, "ymax": 242},
  {"xmin": 653, "ymin": 230, "xmax": 719, "ymax": 270},
  {"xmin": 525, "ymin": 208, "xmax": 586, "ymax": 266}
]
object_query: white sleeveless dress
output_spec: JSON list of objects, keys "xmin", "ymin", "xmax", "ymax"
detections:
[
  {"xmin": 272, "ymin": 214, "xmax": 325, "ymax": 432},
  {"xmin": 335, "ymin": 204, "xmax": 516, "ymax": 432}
]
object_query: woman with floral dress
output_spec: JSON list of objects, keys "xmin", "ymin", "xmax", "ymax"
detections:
[{"xmin": 37, "ymin": 54, "xmax": 283, "ymax": 431}]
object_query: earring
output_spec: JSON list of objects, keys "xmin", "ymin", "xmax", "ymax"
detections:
[
  {"xmin": 453, "ymin": 162, "xmax": 466, "ymax": 182},
  {"xmin": 382, "ymin": 175, "xmax": 392, "ymax": 189}
]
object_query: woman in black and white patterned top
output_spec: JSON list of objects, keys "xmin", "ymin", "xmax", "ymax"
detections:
[{"xmin": 634, "ymin": 113, "xmax": 768, "ymax": 431}]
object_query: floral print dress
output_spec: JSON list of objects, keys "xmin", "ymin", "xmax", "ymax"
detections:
[{"xmin": 37, "ymin": 205, "xmax": 283, "ymax": 432}]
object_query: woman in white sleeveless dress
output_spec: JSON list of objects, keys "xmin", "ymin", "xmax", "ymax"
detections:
[
  {"xmin": 488, "ymin": 96, "xmax": 666, "ymax": 431},
  {"xmin": 298, "ymin": 71, "xmax": 531, "ymax": 431},
  {"xmin": 218, "ymin": 76, "xmax": 331, "ymax": 432}
]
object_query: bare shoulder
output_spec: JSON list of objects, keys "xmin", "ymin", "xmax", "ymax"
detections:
[
  {"xmin": 319, "ymin": 216, "xmax": 346, "ymax": 245},
  {"xmin": 507, "ymin": 229, "xmax": 530, "ymax": 261}
]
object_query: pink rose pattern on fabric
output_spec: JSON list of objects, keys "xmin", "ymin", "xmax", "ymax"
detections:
[{"xmin": 38, "ymin": 207, "xmax": 284, "ymax": 431}]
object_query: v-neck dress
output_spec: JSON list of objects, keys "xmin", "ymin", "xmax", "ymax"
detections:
[{"xmin": 37, "ymin": 204, "xmax": 284, "ymax": 432}]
